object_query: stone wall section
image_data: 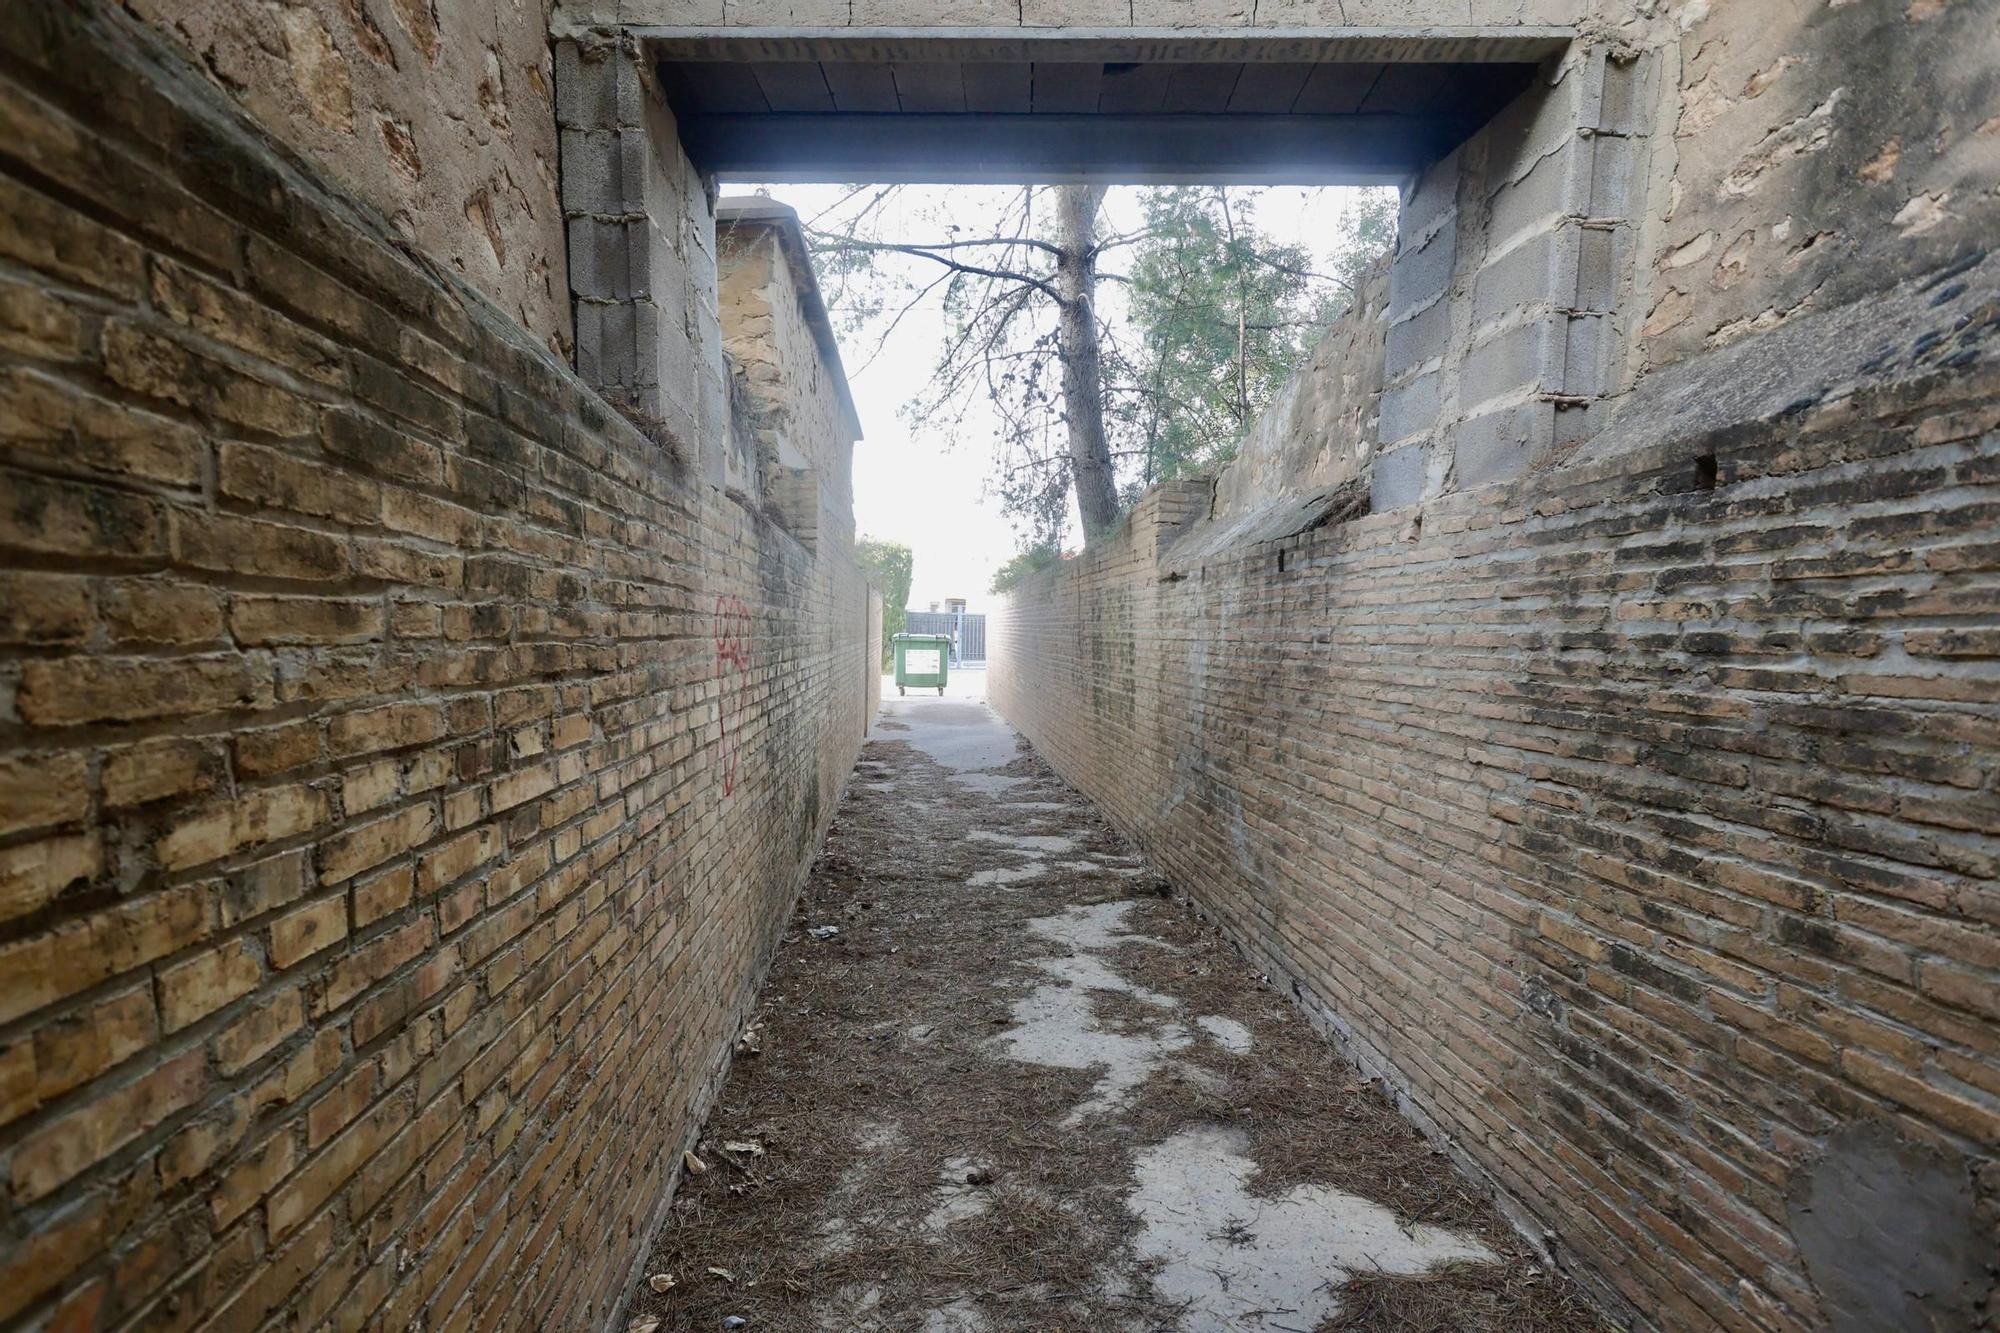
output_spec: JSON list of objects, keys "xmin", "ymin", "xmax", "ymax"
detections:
[
  {"xmin": 1638, "ymin": 0, "xmax": 2000, "ymax": 377},
  {"xmin": 128, "ymin": 0, "xmax": 571, "ymax": 353},
  {"xmin": 0, "ymin": 4, "xmax": 875, "ymax": 1330},
  {"xmin": 1198, "ymin": 259, "xmax": 1388, "ymax": 544},
  {"xmin": 716, "ymin": 206, "xmax": 861, "ymax": 552}
]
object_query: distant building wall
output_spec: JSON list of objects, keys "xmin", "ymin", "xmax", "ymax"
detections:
[{"xmin": 717, "ymin": 202, "xmax": 863, "ymax": 551}]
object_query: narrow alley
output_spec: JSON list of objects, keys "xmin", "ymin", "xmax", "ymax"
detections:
[
  {"xmin": 629, "ymin": 673, "xmax": 1599, "ymax": 1333},
  {"xmin": 6, "ymin": 7, "xmax": 1995, "ymax": 1332}
]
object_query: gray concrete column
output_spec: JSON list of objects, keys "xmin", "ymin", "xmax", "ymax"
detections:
[{"xmin": 556, "ymin": 34, "xmax": 728, "ymax": 481}]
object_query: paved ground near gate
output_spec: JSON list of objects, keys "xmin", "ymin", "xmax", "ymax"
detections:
[{"xmin": 628, "ymin": 672, "xmax": 1605, "ymax": 1333}]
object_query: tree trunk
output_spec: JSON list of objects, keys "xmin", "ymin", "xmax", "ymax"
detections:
[{"xmin": 1054, "ymin": 183, "xmax": 1119, "ymax": 544}]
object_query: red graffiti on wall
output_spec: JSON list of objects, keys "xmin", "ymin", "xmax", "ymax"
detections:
[{"xmin": 713, "ymin": 594, "xmax": 753, "ymax": 795}]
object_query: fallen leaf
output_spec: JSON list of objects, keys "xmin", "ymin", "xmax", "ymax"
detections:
[
  {"xmin": 721, "ymin": 1140, "xmax": 765, "ymax": 1157},
  {"xmin": 648, "ymin": 1273, "xmax": 676, "ymax": 1294},
  {"xmin": 627, "ymin": 1320, "xmax": 660, "ymax": 1333},
  {"xmin": 683, "ymin": 1150, "xmax": 707, "ymax": 1175},
  {"xmin": 707, "ymin": 1266, "xmax": 737, "ymax": 1284}
]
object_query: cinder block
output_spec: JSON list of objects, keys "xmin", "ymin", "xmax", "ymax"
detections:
[
  {"xmin": 1461, "ymin": 317, "xmax": 1561, "ymax": 407},
  {"xmin": 567, "ymin": 217, "xmax": 649, "ymax": 301},
  {"xmin": 554, "ymin": 39, "xmax": 647, "ymax": 131},
  {"xmin": 595, "ymin": 299, "xmax": 640, "ymax": 388},
  {"xmin": 1399, "ymin": 151, "xmax": 1460, "ymax": 251},
  {"xmin": 1590, "ymin": 49, "xmax": 1655, "ymax": 137},
  {"xmin": 573, "ymin": 300, "xmax": 603, "ymax": 381},
  {"xmin": 1453, "ymin": 399, "xmax": 1552, "ymax": 486},
  {"xmin": 1473, "ymin": 227, "xmax": 1574, "ymax": 327},
  {"xmin": 1388, "ymin": 219, "xmax": 1456, "ymax": 321},
  {"xmin": 1384, "ymin": 297, "xmax": 1449, "ymax": 381},
  {"xmin": 558, "ymin": 128, "xmax": 628, "ymax": 215},
  {"xmin": 1574, "ymin": 224, "xmax": 1620, "ymax": 312},
  {"xmin": 1562, "ymin": 313, "xmax": 1609, "ymax": 398},
  {"xmin": 1586, "ymin": 134, "xmax": 1636, "ymax": 220},
  {"xmin": 1369, "ymin": 443, "xmax": 1426, "ymax": 511},
  {"xmin": 1483, "ymin": 61, "xmax": 1578, "ymax": 172},
  {"xmin": 1487, "ymin": 140, "xmax": 1586, "ymax": 250},
  {"xmin": 1378, "ymin": 369, "xmax": 1441, "ymax": 445}
]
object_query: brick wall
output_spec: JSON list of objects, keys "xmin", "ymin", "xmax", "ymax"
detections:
[
  {"xmin": 0, "ymin": 4, "xmax": 875, "ymax": 1330},
  {"xmin": 991, "ymin": 277, "xmax": 2000, "ymax": 1328}
]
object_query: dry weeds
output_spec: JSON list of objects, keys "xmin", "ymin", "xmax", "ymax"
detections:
[{"xmin": 629, "ymin": 730, "xmax": 1604, "ymax": 1332}]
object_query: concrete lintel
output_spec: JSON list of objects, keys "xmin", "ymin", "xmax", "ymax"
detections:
[
  {"xmin": 677, "ymin": 113, "xmax": 1444, "ymax": 185},
  {"xmin": 619, "ymin": 26, "xmax": 1577, "ymax": 65}
]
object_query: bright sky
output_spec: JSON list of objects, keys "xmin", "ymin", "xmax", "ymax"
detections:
[{"xmin": 732, "ymin": 183, "xmax": 1387, "ymax": 611}]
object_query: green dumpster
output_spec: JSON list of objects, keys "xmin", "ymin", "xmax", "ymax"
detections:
[{"xmin": 892, "ymin": 632, "xmax": 950, "ymax": 696}]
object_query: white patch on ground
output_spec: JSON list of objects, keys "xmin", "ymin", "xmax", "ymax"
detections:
[
  {"xmin": 855, "ymin": 1120, "xmax": 904, "ymax": 1152},
  {"xmin": 969, "ymin": 829, "xmax": 1081, "ymax": 854},
  {"xmin": 1130, "ymin": 1126, "xmax": 1498, "ymax": 1330},
  {"xmin": 814, "ymin": 1119, "xmax": 908, "ymax": 1258},
  {"xmin": 828, "ymin": 1283, "xmax": 883, "ymax": 1331},
  {"xmin": 968, "ymin": 863, "xmax": 1045, "ymax": 888},
  {"xmin": 998, "ymin": 801, "xmax": 1070, "ymax": 812},
  {"xmin": 1023, "ymin": 900, "xmax": 1156, "ymax": 953},
  {"xmin": 1196, "ymin": 1014, "xmax": 1254, "ymax": 1054},
  {"xmin": 953, "ymin": 772, "xmax": 1031, "ymax": 796},
  {"xmin": 922, "ymin": 1156, "xmax": 994, "ymax": 1236},
  {"xmin": 921, "ymin": 1298, "xmax": 990, "ymax": 1332},
  {"xmin": 1057, "ymin": 858, "xmax": 1146, "ymax": 877},
  {"xmin": 990, "ymin": 902, "xmax": 1192, "ymax": 1125}
]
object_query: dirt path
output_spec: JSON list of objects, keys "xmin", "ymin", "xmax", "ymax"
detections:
[{"xmin": 629, "ymin": 678, "xmax": 1605, "ymax": 1333}]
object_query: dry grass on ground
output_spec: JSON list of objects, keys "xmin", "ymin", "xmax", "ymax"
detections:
[
  {"xmin": 628, "ymin": 734, "xmax": 1607, "ymax": 1332},
  {"xmin": 1320, "ymin": 1260, "xmax": 1611, "ymax": 1332}
]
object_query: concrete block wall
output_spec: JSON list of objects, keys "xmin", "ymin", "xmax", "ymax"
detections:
[
  {"xmin": 1376, "ymin": 45, "xmax": 1650, "ymax": 510},
  {"xmin": 556, "ymin": 35, "xmax": 728, "ymax": 484},
  {"xmin": 0, "ymin": 4, "xmax": 875, "ymax": 1330},
  {"xmin": 993, "ymin": 301, "xmax": 2000, "ymax": 1329}
]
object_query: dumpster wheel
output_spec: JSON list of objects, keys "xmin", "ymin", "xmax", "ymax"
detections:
[
  {"xmin": 937, "ymin": 686, "xmax": 945, "ymax": 695},
  {"xmin": 898, "ymin": 686, "xmax": 905, "ymax": 696}
]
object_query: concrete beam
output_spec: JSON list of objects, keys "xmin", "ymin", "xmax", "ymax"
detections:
[
  {"xmin": 675, "ymin": 111, "xmax": 1473, "ymax": 183},
  {"xmin": 619, "ymin": 27, "xmax": 1576, "ymax": 64}
]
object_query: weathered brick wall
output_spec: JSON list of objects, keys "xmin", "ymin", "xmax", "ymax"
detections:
[
  {"xmin": 991, "ymin": 278, "xmax": 2000, "ymax": 1327},
  {"xmin": 0, "ymin": 4, "xmax": 874, "ymax": 1330}
]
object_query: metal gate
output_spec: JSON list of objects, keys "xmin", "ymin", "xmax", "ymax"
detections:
[{"xmin": 905, "ymin": 610, "xmax": 985, "ymax": 664}]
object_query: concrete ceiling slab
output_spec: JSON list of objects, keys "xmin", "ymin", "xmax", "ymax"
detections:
[{"xmin": 650, "ymin": 31, "xmax": 1556, "ymax": 183}]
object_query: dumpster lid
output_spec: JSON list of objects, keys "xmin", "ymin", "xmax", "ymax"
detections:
[{"xmin": 892, "ymin": 632, "xmax": 952, "ymax": 642}]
